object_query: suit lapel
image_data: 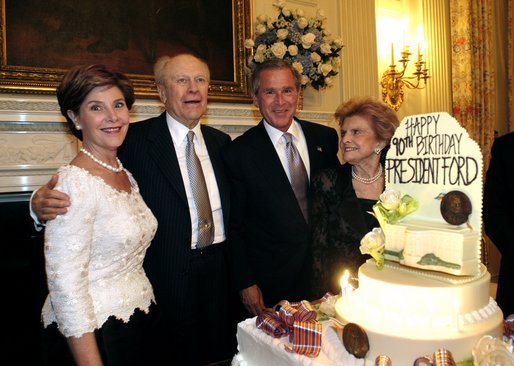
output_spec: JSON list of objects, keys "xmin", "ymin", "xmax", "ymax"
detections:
[
  {"xmin": 249, "ymin": 122, "xmax": 291, "ymax": 188},
  {"xmin": 299, "ymin": 119, "xmax": 323, "ymax": 176},
  {"xmin": 146, "ymin": 113, "xmax": 188, "ymax": 206},
  {"xmin": 249, "ymin": 122, "xmax": 307, "ymax": 223}
]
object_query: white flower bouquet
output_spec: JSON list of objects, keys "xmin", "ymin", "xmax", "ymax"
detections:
[
  {"xmin": 244, "ymin": 0, "xmax": 343, "ymax": 90},
  {"xmin": 360, "ymin": 189, "xmax": 419, "ymax": 269}
]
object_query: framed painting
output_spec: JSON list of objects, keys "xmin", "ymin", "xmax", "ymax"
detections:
[{"xmin": 0, "ymin": 0, "xmax": 251, "ymax": 102}]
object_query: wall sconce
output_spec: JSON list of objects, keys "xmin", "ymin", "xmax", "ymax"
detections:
[{"xmin": 380, "ymin": 44, "xmax": 430, "ymax": 111}]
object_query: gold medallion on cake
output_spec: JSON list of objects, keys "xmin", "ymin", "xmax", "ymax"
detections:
[
  {"xmin": 342, "ymin": 322, "xmax": 369, "ymax": 359},
  {"xmin": 440, "ymin": 190, "xmax": 472, "ymax": 225}
]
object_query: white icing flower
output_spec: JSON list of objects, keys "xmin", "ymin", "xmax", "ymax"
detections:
[
  {"xmin": 360, "ymin": 228, "xmax": 385, "ymax": 254},
  {"xmin": 270, "ymin": 42, "xmax": 287, "ymax": 59},
  {"xmin": 380, "ymin": 189, "xmax": 402, "ymax": 211},
  {"xmin": 360, "ymin": 228, "xmax": 385, "ymax": 269}
]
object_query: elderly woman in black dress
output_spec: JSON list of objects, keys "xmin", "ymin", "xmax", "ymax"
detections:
[{"xmin": 310, "ymin": 96, "xmax": 399, "ymax": 298}]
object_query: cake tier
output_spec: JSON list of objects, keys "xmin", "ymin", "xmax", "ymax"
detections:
[
  {"xmin": 336, "ymin": 261, "xmax": 504, "ymax": 364},
  {"xmin": 384, "ymin": 220, "xmax": 480, "ymax": 276},
  {"xmin": 234, "ymin": 318, "xmax": 372, "ymax": 366}
]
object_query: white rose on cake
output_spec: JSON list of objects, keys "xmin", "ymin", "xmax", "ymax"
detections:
[
  {"xmin": 379, "ymin": 189, "xmax": 402, "ymax": 210},
  {"xmin": 360, "ymin": 228, "xmax": 386, "ymax": 269}
]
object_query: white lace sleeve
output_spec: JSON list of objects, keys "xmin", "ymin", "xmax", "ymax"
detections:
[{"xmin": 44, "ymin": 168, "xmax": 98, "ymax": 337}]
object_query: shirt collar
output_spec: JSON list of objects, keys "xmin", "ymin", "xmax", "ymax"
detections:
[
  {"xmin": 263, "ymin": 118, "xmax": 302, "ymax": 146},
  {"xmin": 166, "ymin": 112, "xmax": 203, "ymax": 147}
]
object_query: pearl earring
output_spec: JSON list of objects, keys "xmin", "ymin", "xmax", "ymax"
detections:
[
  {"xmin": 374, "ymin": 147, "xmax": 381, "ymax": 155},
  {"xmin": 76, "ymin": 125, "xmax": 82, "ymax": 130}
]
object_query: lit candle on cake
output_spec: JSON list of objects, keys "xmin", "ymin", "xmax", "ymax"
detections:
[{"xmin": 340, "ymin": 270, "xmax": 352, "ymax": 299}]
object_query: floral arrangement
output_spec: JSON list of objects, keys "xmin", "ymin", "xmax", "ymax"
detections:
[
  {"xmin": 360, "ymin": 189, "xmax": 419, "ymax": 269},
  {"xmin": 244, "ymin": 0, "xmax": 343, "ymax": 90}
]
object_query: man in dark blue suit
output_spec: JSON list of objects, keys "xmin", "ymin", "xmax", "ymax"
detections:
[
  {"xmin": 222, "ymin": 59, "xmax": 339, "ymax": 316},
  {"xmin": 32, "ymin": 54, "xmax": 232, "ymax": 365}
]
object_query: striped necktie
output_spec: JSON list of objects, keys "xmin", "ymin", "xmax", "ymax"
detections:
[
  {"xmin": 283, "ymin": 132, "xmax": 309, "ymax": 222},
  {"xmin": 186, "ymin": 131, "xmax": 214, "ymax": 248}
]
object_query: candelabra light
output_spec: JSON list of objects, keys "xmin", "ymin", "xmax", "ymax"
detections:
[{"xmin": 380, "ymin": 44, "xmax": 430, "ymax": 111}]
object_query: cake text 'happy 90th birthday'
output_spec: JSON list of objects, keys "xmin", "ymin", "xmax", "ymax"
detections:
[{"xmin": 386, "ymin": 114, "xmax": 479, "ymax": 186}]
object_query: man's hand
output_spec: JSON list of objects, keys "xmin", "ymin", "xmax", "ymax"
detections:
[
  {"xmin": 240, "ymin": 284, "xmax": 266, "ymax": 316},
  {"xmin": 31, "ymin": 174, "xmax": 71, "ymax": 221}
]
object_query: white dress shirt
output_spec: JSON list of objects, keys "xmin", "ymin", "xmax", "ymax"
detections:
[
  {"xmin": 263, "ymin": 119, "xmax": 311, "ymax": 181},
  {"xmin": 166, "ymin": 113, "xmax": 225, "ymax": 248}
]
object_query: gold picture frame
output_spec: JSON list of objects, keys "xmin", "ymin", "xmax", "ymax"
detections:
[{"xmin": 0, "ymin": 0, "xmax": 251, "ymax": 102}]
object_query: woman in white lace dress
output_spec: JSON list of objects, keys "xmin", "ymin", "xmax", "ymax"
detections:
[{"xmin": 40, "ymin": 65, "xmax": 157, "ymax": 365}]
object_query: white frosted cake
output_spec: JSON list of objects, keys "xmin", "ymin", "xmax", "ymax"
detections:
[
  {"xmin": 337, "ymin": 112, "xmax": 504, "ymax": 364},
  {"xmin": 234, "ymin": 317, "xmax": 371, "ymax": 366},
  {"xmin": 336, "ymin": 260, "xmax": 503, "ymax": 364}
]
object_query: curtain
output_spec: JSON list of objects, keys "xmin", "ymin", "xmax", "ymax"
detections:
[{"xmin": 449, "ymin": 0, "xmax": 496, "ymax": 167}]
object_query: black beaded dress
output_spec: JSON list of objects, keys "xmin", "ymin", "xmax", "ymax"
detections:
[{"xmin": 309, "ymin": 163, "xmax": 380, "ymax": 299}]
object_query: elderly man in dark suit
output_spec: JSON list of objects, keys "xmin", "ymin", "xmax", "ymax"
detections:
[
  {"xmin": 222, "ymin": 59, "xmax": 339, "ymax": 316},
  {"xmin": 484, "ymin": 132, "xmax": 514, "ymax": 317},
  {"xmin": 31, "ymin": 54, "xmax": 232, "ymax": 365}
]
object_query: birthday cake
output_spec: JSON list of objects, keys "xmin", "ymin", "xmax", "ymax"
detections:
[{"xmin": 336, "ymin": 112, "xmax": 504, "ymax": 364}]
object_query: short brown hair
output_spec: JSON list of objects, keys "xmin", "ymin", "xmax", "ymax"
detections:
[
  {"xmin": 57, "ymin": 64, "xmax": 135, "ymax": 140},
  {"xmin": 250, "ymin": 59, "xmax": 301, "ymax": 95},
  {"xmin": 335, "ymin": 96, "xmax": 398, "ymax": 143}
]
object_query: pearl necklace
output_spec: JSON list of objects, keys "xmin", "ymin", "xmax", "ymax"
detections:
[
  {"xmin": 352, "ymin": 165, "xmax": 383, "ymax": 184},
  {"xmin": 80, "ymin": 148, "xmax": 123, "ymax": 173}
]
